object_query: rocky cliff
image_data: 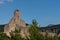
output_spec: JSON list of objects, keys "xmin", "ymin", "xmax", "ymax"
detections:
[{"xmin": 4, "ymin": 9, "xmax": 29, "ymax": 37}]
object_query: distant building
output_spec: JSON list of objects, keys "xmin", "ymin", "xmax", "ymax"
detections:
[{"xmin": 41, "ymin": 24, "xmax": 60, "ymax": 34}]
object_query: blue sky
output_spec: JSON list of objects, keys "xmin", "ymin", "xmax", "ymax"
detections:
[{"xmin": 0, "ymin": 0, "xmax": 60, "ymax": 27}]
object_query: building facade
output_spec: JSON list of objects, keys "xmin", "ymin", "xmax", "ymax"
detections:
[{"xmin": 41, "ymin": 24, "xmax": 60, "ymax": 34}]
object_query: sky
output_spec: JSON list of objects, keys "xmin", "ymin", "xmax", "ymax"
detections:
[{"xmin": 0, "ymin": 0, "xmax": 60, "ymax": 27}]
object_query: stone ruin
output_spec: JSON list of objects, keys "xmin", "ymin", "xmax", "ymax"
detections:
[{"xmin": 4, "ymin": 9, "xmax": 29, "ymax": 37}]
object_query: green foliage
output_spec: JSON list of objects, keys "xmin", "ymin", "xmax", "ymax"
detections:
[
  {"xmin": 14, "ymin": 27, "xmax": 20, "ymax": 33},
  {"xmin": 53, "ymin": 35, "xmax": 58, "ymax": 40},
  {"xmin": 44, "ymin": 31, "xmax": 52, "ymax": 40},
  {"xmin": 29, "ymin": 19, "xmax": 43, "ymax": 40},
  {"xmin": 10, "ymin": 33, "xmax": 23, "ymax": 40},
  {"xmin": 0, "ymin": 20, "xmax": 60, "ymax": 40},
  {"xmin": 28, "ymin": 19, "xmax": 60, "ymax": 40},
  {"xmin": 10, "ymin": 27, "xmax": 25, "ymax": 40},
  {"xmin": 0, "ymin": 32, "xmax": 9, "ymax": 40}
]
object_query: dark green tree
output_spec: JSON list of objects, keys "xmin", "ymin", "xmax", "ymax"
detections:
[
  {"xmin": 10, "ymin": 27, "xmax": 25, "ymax": 40},
  {"xmin": 29, "ymin": 19, "xmax": 43, "ymax": 40},
  {"xmin": 0, "ymin": 32, "xmax": 9, "ymax": 40}
]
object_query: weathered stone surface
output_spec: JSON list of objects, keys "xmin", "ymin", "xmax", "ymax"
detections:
[{"xmin": 4, "ymin": 9, "xmax": 29, "ymax": 37}]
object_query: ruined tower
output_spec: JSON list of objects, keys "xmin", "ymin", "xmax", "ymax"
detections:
[{"xmin": 4, "ymin": 9, "xmax": 28, "ymax": 37}]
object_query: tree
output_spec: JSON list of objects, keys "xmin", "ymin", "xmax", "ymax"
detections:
[
  {"xmin": 10, "ymin": 27, "xmax": 25, "ymax": 40},
  {"xmin": 29, "ymin": 19, "xmax": 43, "ymax": 40},
  {"xmin": 0, "ymin": 32, "xmax": 9, "ymax": 40}
]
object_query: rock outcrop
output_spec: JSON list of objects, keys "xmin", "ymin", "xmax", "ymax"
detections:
[{"xmin": 4, "ymin": 9, "xmax": 29, "ymax": 37}]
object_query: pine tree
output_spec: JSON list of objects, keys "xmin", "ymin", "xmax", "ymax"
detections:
[{"xmin": 29, "ymin": 19, "xmax": 43, "ymax": 40}]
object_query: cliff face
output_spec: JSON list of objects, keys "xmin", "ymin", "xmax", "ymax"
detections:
[{"xmin": 4, "ymin": 9, "xmax": 29, "ymax": 37}]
